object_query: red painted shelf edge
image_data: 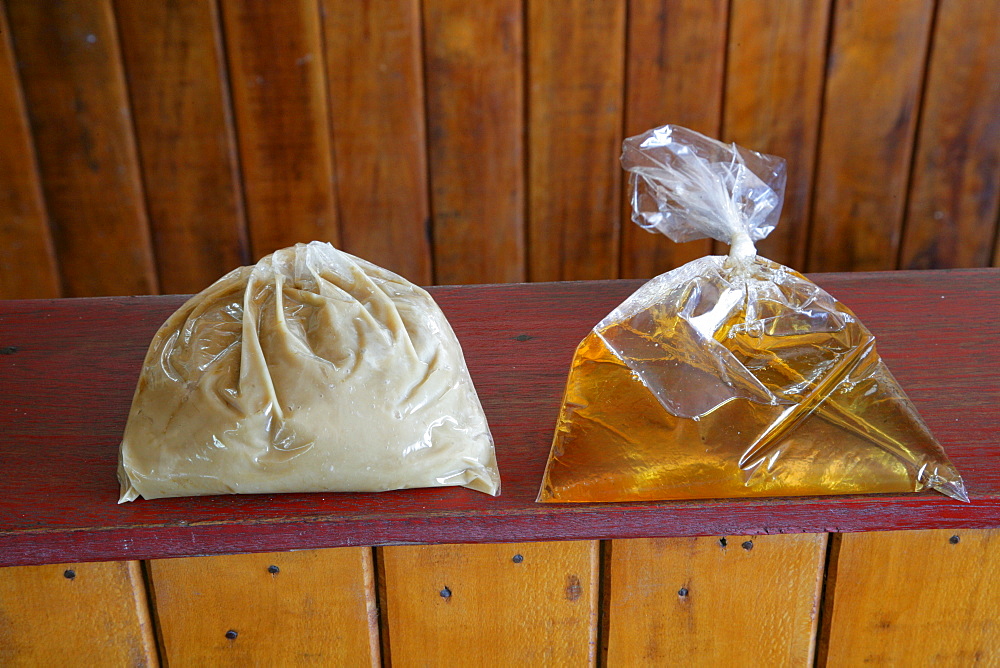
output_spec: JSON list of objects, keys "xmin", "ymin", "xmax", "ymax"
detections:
[{"xmin": 3, "ymin": 496, "xmax": 997, "ymax": 567}]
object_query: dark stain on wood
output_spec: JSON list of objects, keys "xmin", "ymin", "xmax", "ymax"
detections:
[{"xmin": 565, "ymin": 574, "xmax": 582, "ymax": 601}]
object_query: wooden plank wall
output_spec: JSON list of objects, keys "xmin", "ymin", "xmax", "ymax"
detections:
[
  {"xmin": 3, "ymin": 530, "xmax": 998, "ymax": 665},
  {"xmin": 1, "ymin": 0, "xmax": 997, "ymax": 298}
]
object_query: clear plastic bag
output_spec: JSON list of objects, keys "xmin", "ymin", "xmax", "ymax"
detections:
[
  {"xmin": 538, "ymin": 125, "xmax": 967, "ymax": 503},
  {"xmin": 118, "ymin": 241, "xmax": 500, "ymax": 501}
]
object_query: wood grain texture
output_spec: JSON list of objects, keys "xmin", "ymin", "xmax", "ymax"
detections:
[
  {"xmin": 607, "ymin": 534, "xmax": 826, "ymax": 664},
  {"xmin": 220, "ymin": 0, "xmax": 339, "ymax": 259},
  {"xmin": 149, "ymin": 548, "xmax": 377, "ymax": 666},
  {"xmin": 0, "ymin": 560, "xmax": 156, "ymax": 665},
  {"xmin": 807, "ymin": 0, "xmax": 934, "ymax": 272},
  {"xmin": 381, "ymin": 541, "xmax": 598, "ymax": 666},
  {"xmin": 5, "ymin": 0, "xmax": 157, "ymax": 297},
  {"xmin": 0, "ymin": 1, "xmax": 58, "ymax": 300},
  {"xmin": 422, "ymin": 0, "xmax": 525, "ymax": 284},
  {"xmin": 899, "ymin": 0, "xmax": 1000, "ymax": 270},
  {"xmin": 115, "ymin": 0, "xmax": 248, "ymax": 294},
  {"xmin": 724, "ymin": 0, "xmax": 830, "ymax": 268},
  {"xmin": 322, "ymin": 0, "xmax": 432, "ymax": 284},
  {"xmin": 620, "ymin": 0, "xmax": 728, "ymax": 279},
  {"xmin": 995, "ymin": 219, "xmax": 1000, "ymax": 267},
  {"xmin": 1, "ymin": 3, "xmax": 997, "ymax": 291},
  {"xmin": 528, "ymin": 0, "xmax": 626, "ymax": 281},
  {"xmin": 819, "ymin": 528, "xmax": 1000, "ymax": 665},
  {"xmin": 0, "ymin": 270, "xmax": 997, "ymax": 567}
]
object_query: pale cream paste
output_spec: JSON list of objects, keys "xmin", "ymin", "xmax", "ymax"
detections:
[{"xmin": 118, "ymin": 241, "xmax": 500, "ymax": 501}]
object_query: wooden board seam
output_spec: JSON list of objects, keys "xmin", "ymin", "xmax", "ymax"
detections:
[
  {"xmin": 211, "ymin": 0, "xmax": 252, "ymax": 268},
  {"xmin": 108, "ymin": 1, "xmax": 160, "ymax": 294},
  {"xmin": 374, "ymin": 546, "xmax": 392, "ymax": 668},
  {"xmin": 895, "ymin": 0, "xmax": 943, "ymax": 270},
  {"xmin": 315, "ymin": 0, "xmax": 345, "ymax": 250},
  {"xmin": 813, "ymin": 532, "xmax": 841, "ymax": 667},
  {"xmin": 417, "ymin": 0, "xmax": 438, "ymax": 285},
  {"xmin": 597, "ymin": 539, "xmax": 613, "ymax": 666},
  {"xmin": 802, "ymin": 0, "xmax": 838, "ymax": 273},
  {"xmin": 140, "ymin": 559, "xmax": 167, "ymax": 666},
  {"xmin": 717, "ymin": 0, "xmax": 733, "ymax": 140},
  {"xmin": 613, "ymin": 0, "xmax": 633, "ymax": 281},
  {"xmin": 524, "ymin": 0, "xmax": 536, "ymax": 281},
  {"xmin": 711, "ymin": 0, "xmax": 733, "ymax": 258}
]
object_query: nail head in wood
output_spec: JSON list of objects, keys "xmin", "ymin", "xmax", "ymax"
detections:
[
  {"xmin": 950, "ymin": 535, "xmax": 960, "ymax": 544},
  {"xmin": 267, "ymin": 564, "xmax": 280, "ymax": 574},
  {"xmin": 512, "ymin": 554, "xmax": 523, "ymax": 563},
  {"xmin": 225, "ymin": 630, "xmax": 238, "ymax": 640},
  {"xmin": 63, "ymin": 569, "xmax": 75, "ymax": 580},
  {"xmin": 440, "ymin": 586, "xmax": 452, "ymax": 598},
  {"xmin": 742, "ymin": 540, "xmax": 753, "ymax": 551}
]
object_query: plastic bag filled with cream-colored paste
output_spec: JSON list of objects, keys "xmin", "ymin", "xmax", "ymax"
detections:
[
  {"xmin": 537, "ymin": 125, "xmax": 967, "ymax": 503},
  {"xmin": 118, "ymin": 241, "xmax": 500, "ymax": 501}
]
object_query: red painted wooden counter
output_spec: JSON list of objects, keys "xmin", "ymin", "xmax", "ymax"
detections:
[{"xmin": 1, "ymin": 269, "xmax": 997, "ymax": 567}]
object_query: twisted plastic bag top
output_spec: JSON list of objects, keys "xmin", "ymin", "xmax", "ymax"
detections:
[
  {"xmin": 538, "ymin": 124, "xmax": 967, "ymax": 504},
  {"xmin": 622, "ymin": 124, "xmax": 787, "ymax": 259}
]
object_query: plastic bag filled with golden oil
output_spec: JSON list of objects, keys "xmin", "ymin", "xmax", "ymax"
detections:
[{"xmin": 537, "ymin": 125, "xmax": 967, "ymax": 503}]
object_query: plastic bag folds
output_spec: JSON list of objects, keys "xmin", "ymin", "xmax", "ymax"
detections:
[
  {"xmin": 119, "ymin": 241, "xmax": 500, "ymax": 501},
  {"xmin": 538, "ymin": 125, "xmax": 967, "ymax": 504}
]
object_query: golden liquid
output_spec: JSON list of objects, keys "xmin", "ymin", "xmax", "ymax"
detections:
[{"xmin": 539, "ymin": 269, "xmax": 966, "ymax": 503}]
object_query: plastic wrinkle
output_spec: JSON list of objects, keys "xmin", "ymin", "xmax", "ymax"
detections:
[
  {"xmin": 118, "ymin": 241, "xmax": 500, "ymax": 501},
  {"xmin": 623, "ymin": 125, "xmax": 787, "ymax": 248},
  {"xmin": 538, "ymin": 124, "xmax": 967, "ymax": 504}
]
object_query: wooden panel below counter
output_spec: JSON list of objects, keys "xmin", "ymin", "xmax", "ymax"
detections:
[
  {"xmin": 3, "ymin": 530, "xmax": 998, "ymax": 664},
  {"xmin": 0, "ymin": 560, "xmax": 156, "ymax": 665},
  {"xmin": 148, "ymin": 548, "xmax": 378, "ymax": 666},
  {"xmin": 819, "ymin": 528, "xmax": 1000, "ymax": 665},
  {"xmin": 381, "ymin": 541, "xmax": 598, "ymax": 666},
  {"xmin": 606, "ymin": 534, "xmax": 827, "ymax": 665}
]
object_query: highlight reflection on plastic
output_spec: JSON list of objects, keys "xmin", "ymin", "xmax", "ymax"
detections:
[{"xmin": 538, "ymin": 125, "xmax": 967, "ymax": 503}]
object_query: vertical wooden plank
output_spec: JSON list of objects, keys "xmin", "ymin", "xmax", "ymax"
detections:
[
  {"xmin": 321, "ymin": 0, "xmax": 432, "ymax": 284},
  {"xmin": 6, "ymin": 0, "xmax": 157, "ymax": 297},
  {"xmin": 528, "ymin": 0, "xmax": 626, "ymax": 282},
  {"xmin": 0, "ymin": 1, "xmax": 59, "ymax": 299},
  {"xmin": 149, "ymin": 548, "xmax": 378, "ymax": 666},
  {"xmin": 807, "ymin": 0, "xmax": 934, "ymax": 272},
  {"xmin": 899, "ymin": 0, "xmax": 1000, "ymax": 269},
  {"xmin": 382, "ymin": 541, "xmax": 598, "ymax": 665},
  {"xmin": 115, "ymin": 0, "xmax": 248, "ymax": 294},
  {"xmin": 422, "ymin": 0, "xmax": 525, "ymax": 285},
  {"xmin": 620, "ymin": 0, "xmax": 728, "ymax": 279},
  {"xmin": 995, "ymin": 216, "xmax": 1000, "ymax": 267},
  {"xmin": 0, "ymin": 560, "xmax": 157, "ymax": 665},
  {"xmin": 724, "ymin": 0, "xmax": 831, "ymax": 268},
  {"xmin": 220, "ymin": 0, "xmax": 340, "ymax": 260},
  {"xmin": 607, "ymin": 534, "xmax": 827, "ymax": 665},
  {"xmin": 820, "ymin": 529, "xmax": 1000, "ymax": 665}
]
